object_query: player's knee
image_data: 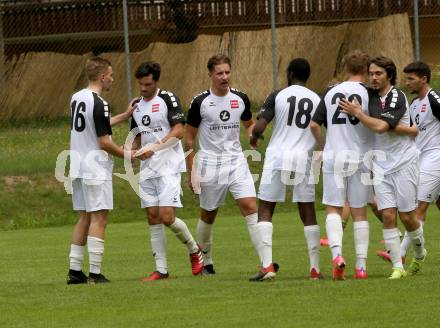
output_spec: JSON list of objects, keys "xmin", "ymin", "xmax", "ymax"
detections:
[{"xmin": 381, "ymin": 209, "xmax": 396, "ymax": 226}]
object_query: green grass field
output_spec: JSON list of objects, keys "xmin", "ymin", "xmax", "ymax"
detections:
[
  {"xmin": 1, "ymin": 211, "xmax": 440, "ymax": 327},
  {"xmin": 1, "ymin": 114, "xmax": 440, "ymax": 327}
]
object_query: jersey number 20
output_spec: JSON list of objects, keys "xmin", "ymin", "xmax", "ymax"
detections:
[{"xmin": 331, "ymin": 93, "xmax": 360, "ymax": 125}]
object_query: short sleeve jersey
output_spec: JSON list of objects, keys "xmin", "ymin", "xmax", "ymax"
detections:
[
  {"xmin": 187, "ymin": 88, "xmax": 252, "ymax": 165},
  {"xmin": 258, "ymin": 84, "xmax": 321, "ymax": 171},
  {"xmin": 131, "ymin": 89, "xmax": 186, "ymax": 180},
  {"xmin": 311, "ymin": 81, "xmax": 372, "ymax": 173},
  {"xmin": 368, "ymin": 86, "xmax": 418, "ymax": 174},
  {"xmin": 409, "ymin": 88, "xmax": 440, "ymax": 174},
  {"xmin": 69, "ymin": 88, "xmax": 113, "ymax": 180}
]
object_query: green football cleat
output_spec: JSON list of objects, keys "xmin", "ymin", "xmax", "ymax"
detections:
[
  {"xmin": 388, "ymin": 267, "xmax": 407, "ymax": 280},
  {"xmin": 407, "ymin": 249, "xmax": 427, "ymax": 275}
]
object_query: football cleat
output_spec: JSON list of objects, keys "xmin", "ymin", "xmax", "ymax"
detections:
[
  {"xmin": 202, "ymin": 264, "xmax": 216, "ymax": 275},
  {"xmin": 354, "ymin": 268, "xmax": 368, "ymax": 279},
  {"xmin": 189, "ymin": 249, "xmax": 204, "ymax": 275},
  {"xmin": 332, "ymin": 256, "xmax": 346, "ymax": 281},
  {"xmin": 407, "ymin": 249, "xmax": 427, "ymax": 275},
  {"xmin": 388, "ymin": 267, "xmax": 407, "ymax": 280},
  {"xmin": 376, "ymin": 250, "xmax": 391, "ymax": 262},
  {"xmin": 88, "ymin": 273, "xmax": 110, "ymax": 284},
  {"xmin": 376, "ymin": 250, "xmax": 406, "ymax": 264},
  {"xmin": 67, "ymin": 269, "xmax": 88, "ymax": 285},
  {"xmin": 142, "ymin": 271, "xmax": 169, "ymax": 282},
  {"xmin": 249, "ymin": 263, "xmax": 277, "ymax": 281},
  {"xmin": 310, "ymin": 268, "xmax": 324, "ymax": 280},
  {"xmin": 320, "ymin": 237, "xmax": 329, "ymax": 247}
]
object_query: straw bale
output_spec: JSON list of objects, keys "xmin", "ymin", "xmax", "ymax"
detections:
[
  {"xmin": 342, "ymin": 13, "xmax": 414, "ymax": 85},
  {"xmin": 0, "ymin": 14, "xmax": 414, "ymax": 120},
  {"xmin": 0, "ymin": 52, "xmax": 85, "ymax": 120}
]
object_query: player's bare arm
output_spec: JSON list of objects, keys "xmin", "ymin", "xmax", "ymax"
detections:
[
  {"xmin": 339, "ymin": 98, "xmax": 390, "ymax": 133},
  {"xmin": 110, "ymin": 98, "xmax": 139, "ymax": 126},
  {"xmin": 184, "ymin": 124, "xmax": 198, "ymax": 193},
  {"xmin": 392, "ymin": 123, "xmax": 419, "ymax": 138},
  {"xmin": 135, "ymin": 123, "xmax": 184, "ymax": 160},
  {"xmin": 98, "ymin": 134, "xmax": 134, "ymax": 159},
  {"xmin": 250, "ymin": 118, "xmax": 268, "ymax": 149},
  {"xmin": 242, "ymin": 118, "xmax": 255, "ymax": 136},
  {"xmin": 310, "ymin": 121, "xmax": 325, "ymax": 150}
]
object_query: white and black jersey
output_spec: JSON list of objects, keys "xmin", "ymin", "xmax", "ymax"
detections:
[
  {"xmin": 312, "ymin": 81, "xmax": 372, "ymax": 173},
  {"xmin": 131, "ymin": 89, "xmax": 186, "ymax": 180},
  {"xmin": 369, "ymin": 86, "xmax": 418, "ymax": 174},
  {"xmin": 409, "ymin": 88, "xmax": 440, "ymax": 175},
  {"xmin": 69, "ymin": 88, "xmax": 113, "ymax": 180},
  {"xmin": 187, "ymin": 88, "xmax": 252, "ymax": 165},
  {"xmin": 258, "ymin": 84, "xmax": 320, "ymax": 171}
]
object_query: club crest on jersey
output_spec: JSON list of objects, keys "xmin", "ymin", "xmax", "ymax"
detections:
[
  {"xmin": 230, "ymin": 100, "xmax": 239, "ymax": 109},
  {"xmin": 220, "ymin": 110, "xmax": 230, "ymax": 122},
  {"xmin": 421, "ymin": 103, "xmax": 426, "ymax": 112},
  {"xmin": 142, "ymin": 115, "xmax": 151, "ymax": 126},
  {"xmin": 152, "ymin": 104, "xmax": 160, "ymax": 112}
]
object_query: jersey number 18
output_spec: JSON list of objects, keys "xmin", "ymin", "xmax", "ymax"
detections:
[{"xmin": 286, "ymin": 96, "xmax": 313, "ymax": 129}]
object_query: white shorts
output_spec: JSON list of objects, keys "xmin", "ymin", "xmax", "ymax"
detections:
[
  {"xmin": 139, "ymin": 173, "xmax": 183, "ymax": 208},
  {"xmin": 72, "ymin": 178, "xmax": 113, "ymax": 212},
  {"xmin": 417, "ymin": 171, "xmax": 440, "ymax": 203},
  {"xmin": 374, "ymin": 162, "xmax": 419, "ymax": 212},
  {"xmin": 323, "ymin": 168, "xmax": 372, "ymax": 208},
  {"xmin": 199, "ymin": 163, "xmax": 256, "ymax": 211},
  {"xmin": 258, "ymin": 169, "xmax": 315, "ymax": 202}
]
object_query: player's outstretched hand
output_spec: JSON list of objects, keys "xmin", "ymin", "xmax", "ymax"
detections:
[
  {"xmin": 134, "ymin": 146, "xmax": 155, "ymax": 160},
  {"xmin": 125, "ymin": 97, "xmax": 141, "ymax": 117},
  {"xmin": 339, "ymin": 97, "xmax": 361, "ymax": 117},
  {"xmin": 249, "ymin": 134, "xmax": 263, "ymax": 150}
]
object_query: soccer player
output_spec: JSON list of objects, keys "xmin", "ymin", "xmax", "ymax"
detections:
[
  {"xmin": 310, "ymin": 50, "xmax": 372, "ymax": 280},
  {"xmin": 395, "ymin": 61, "xmax": 440, "ymax": 265},
  {"xmin": 67, "ymin": 57, "xmax": 137, "ymax": 284},
  {"xmin": 130, "ymin": 62, "xmax": 204, "ymax": 281},
  {"xmin": 339, "ymin": 56, "xmax": 426, "ymax": 279},
  {"xmin": 185, "ymin": 54, "xmax": 261, "ymax": 275},
  {"xmin": 249, "ymin": 58, "xmax": 322, "ymax": 281}
]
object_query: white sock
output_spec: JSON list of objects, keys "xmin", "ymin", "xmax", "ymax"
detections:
[
  {"xmin": 408, "ymin": 224, "xmax": 425, "ymax": 259},
  {"xmin": 69, "ymin": 244, "xmax": 85, "ymax": 271},
  {"xmin": 197, "ymin": 219, "xmax": 213, "ymax": 266},
  {"xmin": 168, "ymin": 217, "xmax": 198, "ymax": 253},
  {"xmin": 245, "ymin": 213, "xmax": 262, "ymax": 262},
  {"xmin": 400, "ymin": 230, "xmax": 411, "ymax": 257},
  {"xmin": 304, "ymin": 225, "xmax": 320, "ymax": 272},
  {"xmin": 87, "ymin": 236, "xmax": 104, "ymax": 274},
  {"xmin": 353, "ymin": 221, "xmax": 369, "ymax": 270},
  {"xmin": 258, "ymin": 221, "xmax": 273, "ymax": 268},
  {"xmin": 326, "ymin": 213, "xmax": 343, "ymax": 260},
  {"xmin": 150, "ymin": 224, "xmax": 168, "ymax": 274},
  {"xmin": 383, "ymin": 228, "xmax": 403, "ymax": 269}
]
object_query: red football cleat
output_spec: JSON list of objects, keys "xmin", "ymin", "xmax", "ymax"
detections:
[
  {"xmin": 142, "ymin": 271, "xmax": 169, "ymax": 282},
  {"xmin": 332, "ymin": 255, "xmax": 346, "ymax": 280},
  {"xmin": 190, "ymin": 250, "xmax": 204, "ymax": 275},
  {"xmin": 249, "ymin": 263, "xmax": 277, "ymax": 281},
  {"xmin": 376, "ymin": 250, "xmax": 391, "ymax": 262},
  {"xmin": 320, "ymin": 237, "xmax": 329, "ymax": 247},
  {"xmin": 310, "ymin": 268, "xmax": 324, "ymax": 280},
  {"xmin": 377, "ymin": 250, "xmax": 406, "ymax": 264},
  {"xmin": 354, "ymin": 268, "xmax": 368, "ymax": 279}
]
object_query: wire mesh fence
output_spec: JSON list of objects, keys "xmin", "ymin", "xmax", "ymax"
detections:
[
  {"xmin": 1, "ymin": 0, "xmax": 440, "ymax": 229},
  {"xmin": 1, "ymin": 0, "xmax": 440, "ymax": 121}
]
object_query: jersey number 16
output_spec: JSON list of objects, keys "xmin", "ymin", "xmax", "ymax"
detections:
[{"xmin": 71, "ymin": 101, "xmax": 86, "ymax": 132}]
